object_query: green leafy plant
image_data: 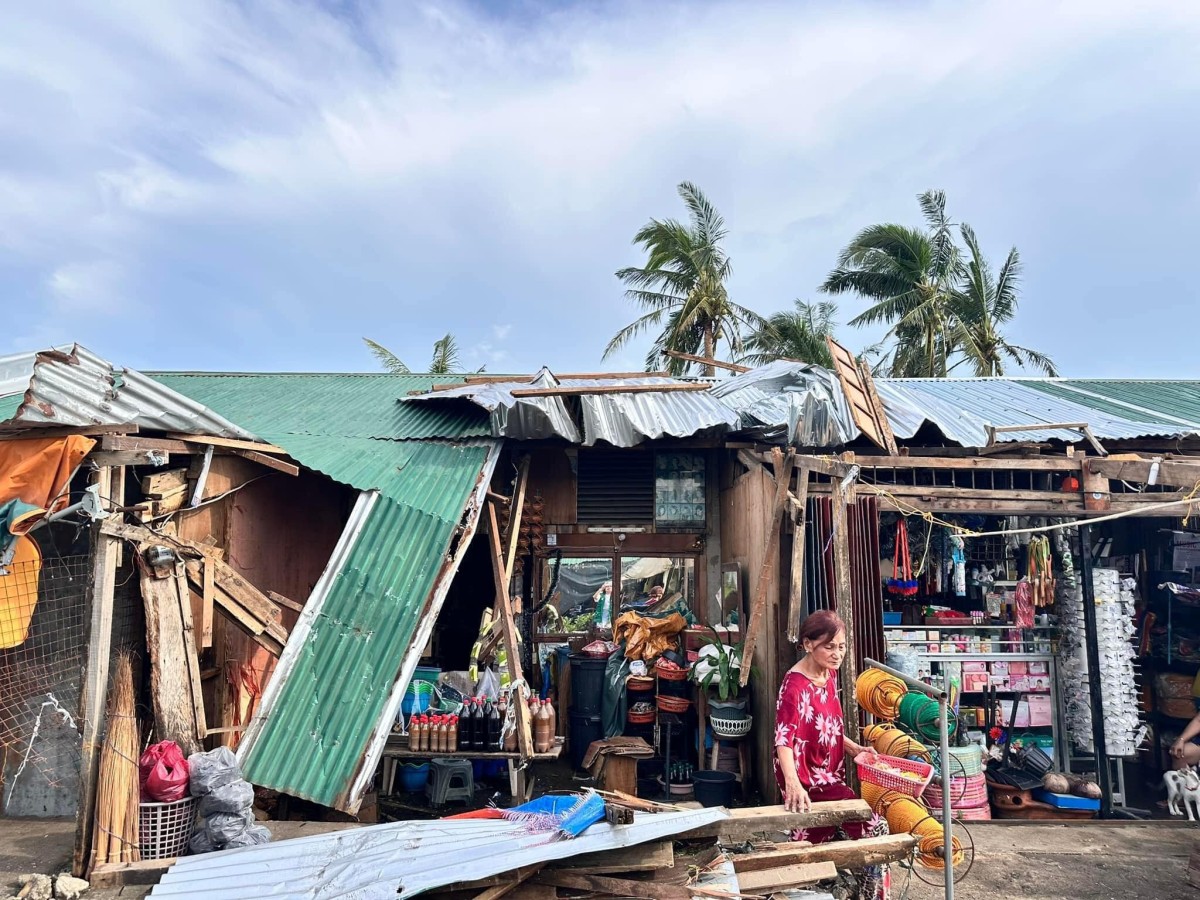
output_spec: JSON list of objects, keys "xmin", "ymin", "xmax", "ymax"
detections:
[{"xmin": 690, "ymin": 630, "xmax": 752, "ymax": 702}]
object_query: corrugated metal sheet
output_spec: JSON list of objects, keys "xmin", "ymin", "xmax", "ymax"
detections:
[
  {"xmin": 150, "ymin": 807, "xmax": 728, "ymax": 899},
  {"xmin": 710, "ymin": 361, "xmax": 858, "ymax": 445},
  {"xmin": 0, "ymin": 345, "xmax": 258, "ymax": 438},
  {"xmin": 148, "ymin": 372, "xmax": 491, "ymax": 441},
  {"xmin": 1023, "ymin": 379, "xmax": 1200, "ymax": 430},
  {"xmin": 237, "ymin": 442, "xmax": 500, "ymax": 810},
  {"xmin": 876, "ymin": 377, "xmax": 1193, "ymax": 445},
  {"xmin": 406, "ymin": 368, "xmax": 734, "ymax": 446}
]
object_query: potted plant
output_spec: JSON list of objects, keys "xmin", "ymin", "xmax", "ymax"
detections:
[{"xmin": 690, "ymin": 631, "xmax": 751, "ymax": 716}]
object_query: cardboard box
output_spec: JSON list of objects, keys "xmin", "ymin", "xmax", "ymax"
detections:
[
  {"xmin": 998, "ymin": 699, "xmax": 1030, "ymax": 728},
  {"xmin": 991, "ymin": 661, "xmax": 1010, "ymax": 675},
  {"xmin": 1011, "ymin": 676, "xmax": 1032, "ymax": 692},
  {"xmin": 1029, "ymin": 695, "xmax": 1053, "ymax": 726},
  {"xmin": 1008, "ymin": 661, "xmax": 1028, "ymax": 676},
  {"xmin": 990, "ymin": 675, "xmax": 1011, "ymax": 691},
  {"xmin": 964, "ymin": 674, "xmax": 990, "ymax": 692},
  {"xmin": 1029, "ymin": 675, "xmax": 1051, "ymax": 692},
  {"xmin": 1028, "ymin": 661, "xmax": 1049, "ymax": 675},
  {"xmin": 962, "ymin": 661, "xmax": 988, "ymax": 673}
]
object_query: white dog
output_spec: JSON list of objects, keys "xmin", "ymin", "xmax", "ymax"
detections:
[{"xmin": 1164, "ymin": 766, "xmax": 1200, "ymax": 818}]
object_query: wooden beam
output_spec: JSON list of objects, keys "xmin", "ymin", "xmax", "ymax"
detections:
[
  {"xmin": 853, "ymin": 454, "xmax": 1083, "ymax": 472},
  {"xmin": 101, "ymin": 435, "xmax": 196, "ymax": 454},
  {"xmin": 141, "ymin": 468, "xmax": 188, "ymax": 497},
  {"xmin": 229, "ymin": 448, "xmax": 299, "ymax": 476},
  {"xmin": 1089, "ymin": 457, "xmax": 1200, "ymax": 489},
  {"xmin": 548, "ymin": 841, "xmax": 673, "ymax": 875},
  {"xmin": 664, "ymin": 349, "xmax": 750, "ymax": 373},
  {"xmin": 73, "ymin": 466, "xmax": 119, "ymax": 877},
  {"xmin": 674, "ymin": 801, "xmax": 872, "ymax": 842},
  {"xmin": 162, "ymin": 433, "xmax": 289, "ymax": 455},
  {"xmin": 443, "ymin": 865, "xmax": 545, "ymax": 892},
  {"xmin": 735, "ymin": 861, "xmax": 838, "ymax": 893},
  {"xmin": 533, "ymin": 872, "xmax": 689, "ymax": 900},
  {"xmin": 486, "ymin": 499, "xmax": 533, "ymax": 758},
  {"xmin": 0, "ymin": 424, "xmax": 137, "ymax": 441},
  {"xmin": 138, "ymin": 558, "xmax": 205, "ymax": 754},
  {"xmin": 787, "ymin": 465, "xmax": 810, "ymax": 644},
  {"xmin": 731, "ymin": 833, "xmax": 917, "ymax": 873},
  {"xmin": 830, "ymin": 478, "xmax": 857, "ymax": 744},
  {"xmin": 505, "ymin": 455, "xmax": 531, "ymax": 585},
  {"xmin": 267, "ymin": 590, "xmax": 305, "ymax": 614},
  {"xmin": 740, "ymin": 447, "xmax": 795, "ymax": 687},
  {"xmin": 778, "ymin": 453, "xmax": 853, "ymax": 479},
  {"xmin": 200, "ymin": 558, "xmax": 215, "ymax": 649},
  {"xmin": 88, "ymin": 449, "xmax": 172, "ymax": 467},
  {"xmin": 508, "ymin": 383, "xmax": 710, "ymax": 398}
]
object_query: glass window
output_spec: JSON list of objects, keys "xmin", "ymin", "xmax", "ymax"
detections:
[
  {"xmin": 537, "ymin": 557, "xmax": 614, "ymax": 633},
  {"xmin": 619, "ymin": 556, "xmax": 696, "ymax": 617},
  {"xmin": 654, "ymin": 452, "xmax": 706, "ymax": 528},
  {"xmin": 709, "ymin": 564, "xmax": 742, "ymax": 628}
]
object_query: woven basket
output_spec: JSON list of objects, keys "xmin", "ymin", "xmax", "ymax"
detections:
[
  {"xmin": 628, "ymin": 709, "xmax": 656, "ymax": 724},
  {"xmin": 856, "ymin": 752, "xmax": 933, "ymax": 799},
  {"xmin": 655, "ymin": 662, "xmax": 688, "ymax": 682},
  {"xmin": 710, "ymin": 714, "xmax": 753, "ymax": 740},
  {"xmin": 924, "ymin": 772, "xmax": 989, "ymax": 810},
  {"xmin": 656, "ymin": 694, "xmax": 691, "ymax": 713},
  {"xmin": 952, "ymin": 803, "xmax": 992, "ymax": 821},
  {"xmin": 627, "ymin": 675, "xmax": 656, "ymax": 691}
]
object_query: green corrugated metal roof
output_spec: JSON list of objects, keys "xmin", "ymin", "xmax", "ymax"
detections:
[
  {"xmin": 148, "ymin": 372, "xmax": 491, "ymax": 442},
  {"xmin": 0, "ymin": 394, "xmax": 21, "ymax": 421},
  {"xmin": 240, "ymin": 442, "xmax": 494, "ymax": 808},
  {"xmin": 1024, "ymin": 379, "xmax": 1200, "ymax": 430}
]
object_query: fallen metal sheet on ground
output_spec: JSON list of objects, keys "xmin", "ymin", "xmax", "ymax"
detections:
[{"xmin": 150, "ymin": 806, "xmax": 728, "ymax": 900}]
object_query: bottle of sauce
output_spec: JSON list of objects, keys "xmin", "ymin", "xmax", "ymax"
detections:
[
  {"xmin": 458, "ymin": 705, "xmax": 472, "ymax": 751},
  {"xmin": 432, "ymin": 715, "xmax": 444, "ymax": 753},
  {"xmin": 472, "ymin": 699, "xmax": 486, "ymax": 751},
  {"xmin": 448, "ymin": 714, "xmax": 459, "ymax": 753},
  {"xmin": 487, "ymin": 701, "xmax": 502, "ymax": 752},
  {"xmin": 503, "ymin": 699, "xmax": 518, "ymax": 752},
  {"xmin": 534, "ymin": 701, "xmax": 551, "ymax": 753},
  {"xmin": 411, "ymin": 714, "xmax": 424, "ymax": 752},
  {"xmin": 544, "ymin": 699, "xmax": 557, "ymax": 744}
]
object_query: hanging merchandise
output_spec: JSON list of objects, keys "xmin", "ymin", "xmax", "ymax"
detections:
[
  {"xmin": 1027, "ymin": 537, "xmax": 1056, "ymax": 608},
  {"xmin": 886, "ymin": 519, "xmax": 920, "ymax": 596},
  {"xmin": 949, "ymin": 533, "xmax": 966, "ymax": 598}
]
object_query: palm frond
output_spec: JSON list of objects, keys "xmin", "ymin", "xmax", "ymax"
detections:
[
  {"xmin": 992, "ymin": 246, "xmax": 1022, "ymax": 322},
  {"xmin": 429, "ymin": 333, "xmax": 461, "ymax": 375},
  {"xmin": 363, "ymin": 338, "xmax": 410, "ymax": 374},
  {"xmin": 603, "ymin": 308, "xmax": 669, "ymax": 359}
]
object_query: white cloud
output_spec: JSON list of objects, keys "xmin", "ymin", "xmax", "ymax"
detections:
[{"xmin": 1, "ymin": 1, "xmax": 1199, "ymax": 374}]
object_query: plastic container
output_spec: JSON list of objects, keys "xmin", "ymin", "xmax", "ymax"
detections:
[
  {"xmin": 692, "ymin": 770, "xmax": 736, "ymax": 808},
  {"xmin": 399, "ymin": 763, "xmax": 430, "ymax": 793},
  {"xmin": 401, "ymin": 680, "xmax": 435, "ymax": 716},
  {"xmin": 883, "ymin": 612, "xmax": 903, "ymax": 626},
  {"xmin": 569, "ymin": 712, "xmax": 603, "ymax": 771},
  {"xmin": 569, "ymin": 655, "xmax": 608, "ymax": 717},
  {"xmin": 414, "ymin": 665, "xmax": 441, "ymax": 684},
  {"xmin": 139, "ymin": 797, "xmax": 197, "ymax": 860},
  {"xmin": 1032, "ymin": 789, "xmax": 1100, "ymax": 810},
  {"xmin": 855, "ymin": 752, "xmax": 933, "ymax": 799}
]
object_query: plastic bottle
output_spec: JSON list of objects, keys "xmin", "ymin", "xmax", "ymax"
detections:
[
  {"xmin": 503, "ymin": 700, "xmax": 518, "ymax": 752},
  {"xmin": 472, "ymin": 699, "xmax": 486, "ymax": 751},
  {"xmin": 420, "ymin": 714, "xmax": 432, "ymax": 752},
  {"xmin": 534, "ymin": 700, "xmax": 552, "ymax": 753},
  {"xmin": 448, "ymin": 715, "xmax": 459, "ymax": 753},
  {"xmin": 487, "ymin": 701, "xmax": 502, "ymax": 752},
  {"xmin": 439, "ymin": 715, "xmax": 450, "ymax": 753},
  {"xmin": 432, "ymin": 715, "xmax": 444, "ymax": 753},
  {"xmin": 458, "ymin": 705, "xmax": 472, "ymax": 751},
  {"xmin": 544, "ymin": 699, "xmax": 556, "ymax": 744},
  {"xmin": 411, "ymin": 714, "xmax": 424, "ymax": 752}
]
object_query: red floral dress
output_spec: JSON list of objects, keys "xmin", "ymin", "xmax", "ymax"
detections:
[{"xmin": 774, "ymin": 669, "xmax": 875, "ymax": 843}]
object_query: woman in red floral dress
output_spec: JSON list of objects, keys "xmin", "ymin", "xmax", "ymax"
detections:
[{"xmin": 775, "ymin": 609, "xmax": 881, "ymax": 844}]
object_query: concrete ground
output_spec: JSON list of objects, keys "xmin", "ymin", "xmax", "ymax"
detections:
[{"xmin": 2, "ymin": 817, "xmax": 1197, "ymax": 899}]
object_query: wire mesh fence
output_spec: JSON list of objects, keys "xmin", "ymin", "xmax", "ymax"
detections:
[{"xmin": 0, "ymin": 551, "xmax": 91, "ymax": 816}]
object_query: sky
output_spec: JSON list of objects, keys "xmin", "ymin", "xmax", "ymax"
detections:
[{"xmin": 2, "ymin": 0, "xmax": 1199, "ymax": 377}]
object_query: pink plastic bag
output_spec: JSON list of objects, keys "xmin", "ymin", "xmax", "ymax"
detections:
[{"xmin": 139, "ymin": 740, "xmax": 190, "ymax": 802}]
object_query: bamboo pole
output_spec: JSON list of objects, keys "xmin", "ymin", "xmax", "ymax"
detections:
[{"xmin": 88, "ymin": 653, "xmax": 141, "ymax": 873}]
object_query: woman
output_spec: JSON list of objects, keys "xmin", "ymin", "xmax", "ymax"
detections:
[{"xmin": 775, "ymin": 609, "xmax": 878, "ymax": 844}]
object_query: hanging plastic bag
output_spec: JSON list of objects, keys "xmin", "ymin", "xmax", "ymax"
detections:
[
  {"xmin": 475, "ymin": 666, "xmax": 500, "ymax": 701},
  {"xmin": 139, "ymin": 741, "xmax": 190, "ymax": 802}
]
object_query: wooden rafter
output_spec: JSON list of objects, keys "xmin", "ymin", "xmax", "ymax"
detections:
[{"xmin": 664, "ymin": 349, "xmax": 750, "ymax": 373}]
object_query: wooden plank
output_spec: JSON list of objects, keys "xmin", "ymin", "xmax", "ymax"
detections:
[
  {"xmin": 533, "ymin": 871, "xmax": 689, "ymax": 900},
  {"xmin": 162, "ymin": 433, "xmax": 289, "ymax": 454},
  {"xmin": 857, "ymin": 356, "xmax": 897, "ymax": 454},
  {"xmin": 505, "ymin": 455, "xmax": 531, "ymax": 585},
  {"xmin": 675, "ymin": 800, "xmax": 872, "ymax": 842},
  {"xmin": 139, "ymin": 558, "xmax": 204, "ymax": 754},
  {"xmin": 486, "ymin": 499, "xmax": 533, "ymax": 758},
  {"xmin": 172, "ymin": 565, "xmax": 208, "ymax": 740},
  {"xmin": 88, "ymin": 858, "xmax": 175, "ymax": 889},
  {"xmin": 731, "ymin": 833, "xmax": 917, "ymax": 873},
  {"xmin": 442, "ymin": 865, "xmax": 545, "ymax": 892},
  {"xmin": 735, "ymin": 861, "xmax": 838, "ymax": 892},
  {"xmin": 825, "ymin": 336, "xmax": 896, "ymax": 454},
  {"xmin": 268, "ymin": 590, "xmax": 305, "ymax": 613},
  {"xmin": 830, "ymin": 478, "xmax": 858, "ymax": 744},
  {"xmin": 855, "ymin": 454, "xmax": 1082, "ymax": 472},
  {"xmin": 740, "ymin": 447, "xmax": 795, "ymax": 687},
  {"xmin": 509, "ymin": 383, "xmax": 710, "ymax": 397},
  {"xmin": 200, "ymin": 558, "xmax": 215, "ymax": 649},
  {"xmin": 72, "ymin": 466, "xmax": 119, "ymax": 877},
  {"xmin": 786, "ymin": 465, "xmax": 810, "ymax": 643},
  {"xmin": 664, "ymin": 349, "xmax": 750, "ymax": 373},
  {"xmin": 141, "ymin": 468, "xmax": 189, "ymax": 497},
  {"xmin": 230, "ymin": 447, "xmax": 300, "ymax": 476},
  {"xmin": 549, "ymin": 841, "xmax": 673, "ymax": 875},
  {"xmin": 101, "ymin": 435, "xmax": 197, "ymax": 453},
  {"xmin": 1089, "ymin": 457, "xmax": 1200, "ymax": 488},
  {"xmin": 89, "ymin": 449, "xmax": 172, "ymax": 467}
]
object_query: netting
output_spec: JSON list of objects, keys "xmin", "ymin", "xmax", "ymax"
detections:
[{"xmin": 0, "ymin": 552, "xmax": 91, "ymax": 816}]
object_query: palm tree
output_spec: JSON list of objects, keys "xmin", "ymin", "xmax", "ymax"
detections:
[
  {"xmin": 606, "ymin": 182, "xmax": 763, "ymax": 376},
  {"xmin": 821, "ymin": 190, "xmax": 961, "ymax": 377},
  {"xmin": 362, "ymin": 334, "xmax": 483, "ymax": 374},
  {"xmin": 740, "ymin": 299, "xmax": 838, "ymax": 367},
  {"xmin": 950, "ymin": 225, "xmax": 1057, "ymax": 377}
]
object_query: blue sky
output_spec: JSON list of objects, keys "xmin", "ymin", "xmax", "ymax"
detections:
[{"xmin": 2, "ymin": 0, "xmax": 1199, "ymax": 376}]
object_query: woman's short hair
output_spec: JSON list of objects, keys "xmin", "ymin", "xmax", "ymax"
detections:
[{"xmin": 799, "ymin": 609, "xmax": 845, "ymax": 647}]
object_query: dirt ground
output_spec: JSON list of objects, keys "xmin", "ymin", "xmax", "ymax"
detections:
[{"xmin": 1, "ymin": 817, "xmax": 1197, "ymax": 899}]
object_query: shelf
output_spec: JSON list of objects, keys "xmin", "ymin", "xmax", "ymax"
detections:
[
  {"xmin": 960, "ymin": 689, "xmax": 1051, "ymax": 695},
  {"xmin": 884, "ymin": 625, "xmax": 1056, "ymax": 632},
  {"xmin": 382, "ymin": 738, "xmax": 565, "ymax": 762}
]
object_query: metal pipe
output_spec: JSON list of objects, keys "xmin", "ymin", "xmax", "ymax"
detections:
[
  {"xmin": 1077, "ymin": 524, "xmax": 1114, "ymax": 818},
  {"xmin": 863, "ymin": 657, "xmax": 947, "ymax": 699}
]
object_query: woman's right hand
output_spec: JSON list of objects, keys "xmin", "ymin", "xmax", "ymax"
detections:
[
  {"xmin": 783, "ymin": 776, "xmax": 811, "ymax": 813},
  {"xmin": 1173, "ymin": 739, "xmax": 1187, "ymax": 759}
]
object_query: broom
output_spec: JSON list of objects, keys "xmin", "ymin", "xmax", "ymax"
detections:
[{"xmin": 89, "ymin": 653, "xmax": 141, "ymax": 872}]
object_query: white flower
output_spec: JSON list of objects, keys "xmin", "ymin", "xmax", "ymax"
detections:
[
  {"xmin": 799, "ymin": 691, "xmax": 815, "ymax": 723},
  {"xmin": 816, "ymin": 713, "xmax": 838, "ymax": 747},
  {"xmin": 775, "ymin": 722, "xmax": 794, "ymax": 745},
  {"xmin": 811, "ymin": 768, "xmax": 837, "ymax": 786}
]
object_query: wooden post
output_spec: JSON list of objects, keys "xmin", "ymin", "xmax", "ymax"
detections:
[
  {"xmin": 786, "ymin": 465, "xmax": 811, "ymax": 643},
  {"xmin": 487, "ymin": 500, "xmax": 534, "ymax": 758},
  {"xmin": 831, "ymin": 479, "xmax": 858, "ymax": 743},
  {"xmin": 740, "ymin": 448, "xmax": 795, "ymax": 687},
  {"xmin": 73, "ymin": 466, "xmax": 120, "ymax": 877},
  {"xmin": 505, "ymin": 455, "xmax": 531, "ymax": 586}
]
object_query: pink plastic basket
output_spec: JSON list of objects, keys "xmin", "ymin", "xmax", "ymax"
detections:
[
  {"xmin": 924, "ymin": 772, "xmax": 989, "ymax": 810},
  {"xmin": 855, "ymin": 752, "xmax": 934, "ymax": 799}
]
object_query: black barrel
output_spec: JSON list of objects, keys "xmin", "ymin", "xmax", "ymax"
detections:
[
  {"xmin": 569, "ymin": 712, "xmax": 603, "ymax": 770},
  {"xmin": 569, "ymin": 654, "xmax": 608, "ymax": 717}
]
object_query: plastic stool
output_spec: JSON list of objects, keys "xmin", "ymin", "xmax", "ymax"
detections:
[{"xmin": 425, "ymin": 757, "xmax": 475, "ymax": 806}]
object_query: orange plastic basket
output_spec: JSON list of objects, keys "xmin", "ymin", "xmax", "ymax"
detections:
[{"xmin": 855, "ymin": 751, "xmax": 933, "ymax": 799}]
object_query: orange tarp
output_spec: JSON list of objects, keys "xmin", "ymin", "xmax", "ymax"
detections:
[{"xmin": 0, "ymin": 434, "xmax": 96, "ymax": 512}]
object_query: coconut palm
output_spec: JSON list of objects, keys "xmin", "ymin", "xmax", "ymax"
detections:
[
  {"xmin": 740, "ymin": 299, "xmax": 838, "ymax": 367},
  {"xmin": 606, "ymin": 182, "xmax": 763, "ymax": 376},
  {"xmin": 950, "ymin": 225, "xmax": 1057, "ymax": 377},
  {"xmin": 821, "ymin": 190, "xmax": 961, "ymax": 377},
  {"xmin": 362, "ymin": 333, "xmax": 483, "ymax": 375}
]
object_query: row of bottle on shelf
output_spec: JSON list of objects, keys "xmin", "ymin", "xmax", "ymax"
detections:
[{"xmin": 405, "ymin": 696, "xmax": 559, "ymax": 754}]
